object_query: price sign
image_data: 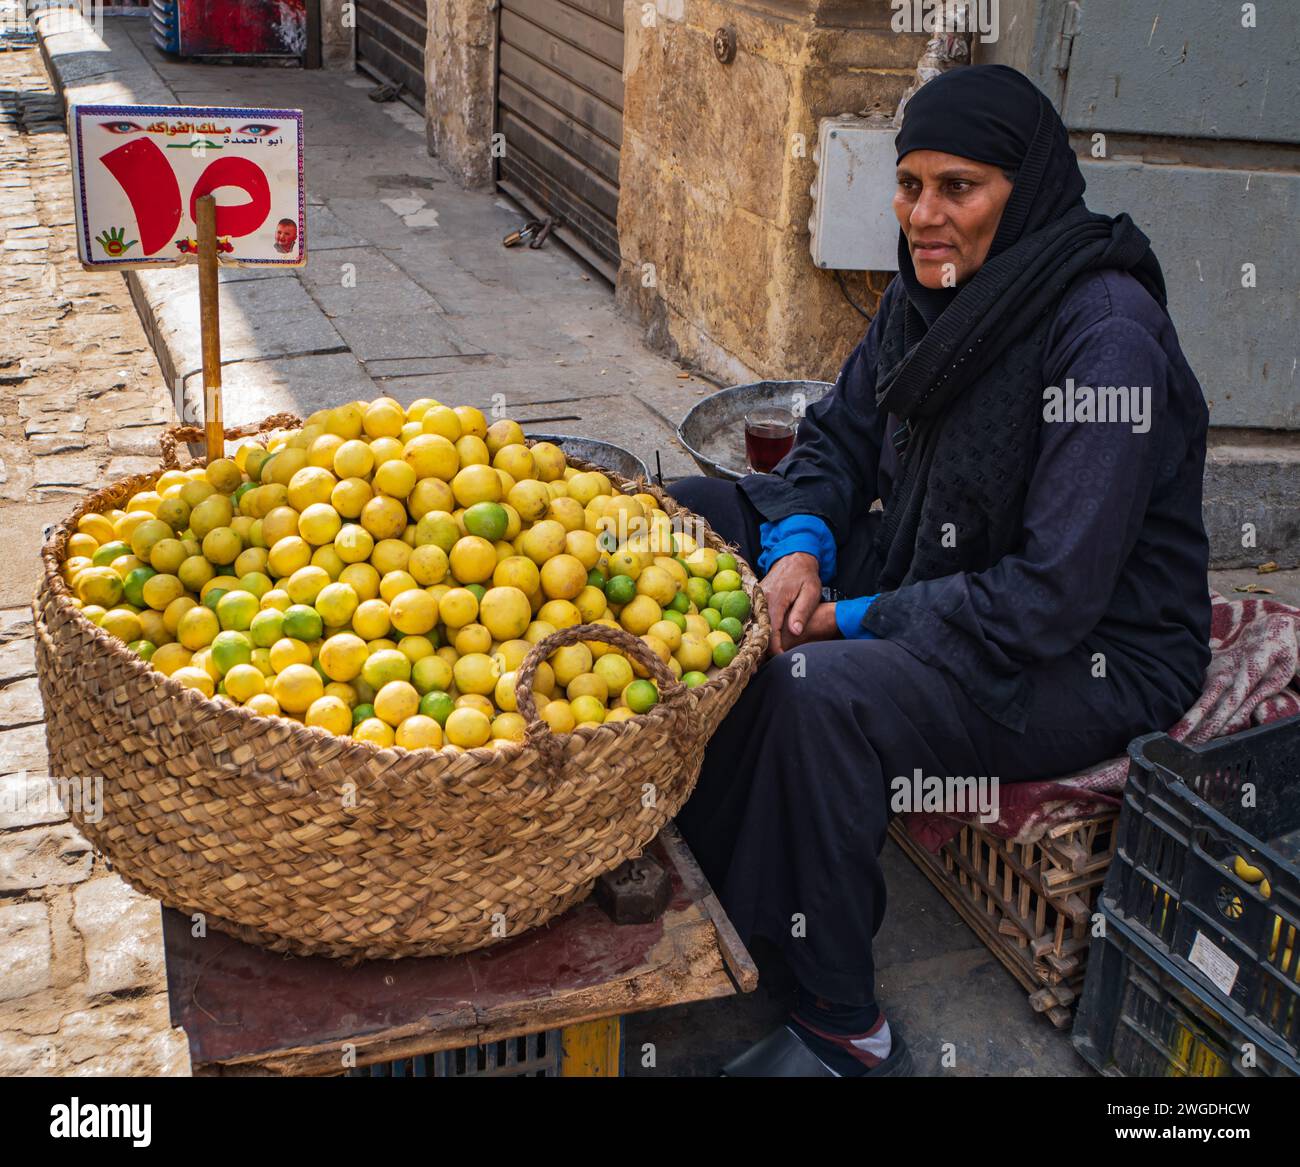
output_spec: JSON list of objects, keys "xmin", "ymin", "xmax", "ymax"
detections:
[{"xmin": 70, "ymin": 103, "xmax": 305, "ymax": 269}]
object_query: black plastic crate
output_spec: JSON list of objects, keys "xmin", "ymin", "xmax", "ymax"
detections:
[
  {"xmin": 347, "ymin": 1029, "xmax": 563, "ymax": 1078},
  {"xmin": 1074, "ymin": 907, "xmax": 1298, "ymax": 1077},
  {"xmin": 1101, "ymin": 715, "xmax": 1300, "ymax": 1055}
]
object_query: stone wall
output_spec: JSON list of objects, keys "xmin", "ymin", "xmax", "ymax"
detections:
[
  {"xmin": 320, "ymin": 0, "xmax": 355, "ymax": 70},
  {"xmin": 616, "ymin": 0, "xmax": 925, "ymax": 382},
  {"xmin": 424, "ymin": 0, "xmax": 496, "ymax": 188}
]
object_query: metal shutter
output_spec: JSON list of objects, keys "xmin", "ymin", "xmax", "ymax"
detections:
[
  {"xmin": 356, "ymin": 0, "xmax": 427, "ymax": 112},
  {"xmin": 496, "ymin": 0, "xmax": 624, "ymax": 280}
]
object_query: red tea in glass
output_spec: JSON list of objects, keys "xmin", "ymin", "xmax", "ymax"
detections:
[{"xmin": 745, "ymin": 407, "xmax": 796, "ymax": 473}]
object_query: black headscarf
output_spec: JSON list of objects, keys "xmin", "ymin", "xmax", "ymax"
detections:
[{"xmin": 857, "ymin": 65, "xmax": 1169, "ymax": 728}]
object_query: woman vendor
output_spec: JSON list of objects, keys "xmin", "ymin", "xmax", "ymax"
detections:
[{"xmin": 669, "ymin": 64, "xmax": 1212, "ymax": 1077}]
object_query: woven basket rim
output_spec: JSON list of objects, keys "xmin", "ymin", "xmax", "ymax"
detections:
[{"xmin": 38, "ymin": 445, "xmax": 769, "ymax": 781}]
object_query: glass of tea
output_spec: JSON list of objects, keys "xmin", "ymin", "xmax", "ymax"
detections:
[{"xmin": 744, "ymin": 407, "xmax": 797, "ymax": 473}]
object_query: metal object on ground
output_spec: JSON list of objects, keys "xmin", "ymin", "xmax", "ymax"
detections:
[
  {"xmin": 676, "ymin": 379, "xmax": 832, "ymax": 480},
  {"xmin": 525, "ymin": 432, "xmax": 650, "ymax": 482},
  {"xmin": 596, "ymin": 856, "xmax": 672, "ymax": 924}
]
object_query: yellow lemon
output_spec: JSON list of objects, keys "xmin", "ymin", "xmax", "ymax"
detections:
[
  {"xmin": 177, "ymin": 605, "xmax": 219, "ymax": 650},
  {"xmin": 269, "ymin": 636, "xmax": 313, "ymax": 672},
  {"xmin": 353, "ymin": 716, "xmax": 396, "ymax": 747},
  {"xmin": 439, "ymin": 586, "xmax": 479, "ymax": 628},
  {"xmin": 478, "ymin": 586, "xmax": 531, "ymax": 641},
  {"xmin": 593, "ymin": 652, "xmax": 634, "ymax": 694},
  {"xmin": 447, "ymin": 536, "xmax": 496, "ymax": 584},
  {"xmin": 362, "ymin": 648, "xmax": 412, "ymax": 689},
  {"xmin": 619, "ymin": 595, "xmax": 661, "ymax": 635},
  {"xmin": 408, "ymin": 477, "xmax": 455, "ymax": 520},
  {"xmin": 397, "ymin": 634, "xmax": 435, "ymax": 663},
  {"xmin": 396, "ymin": 714, "xmax": 444, "ymax": 750},
  {"xmin": 570, "ymin": 694, "xmax": 606, "ymax": 725},
  {"xmin": 273, "ymin": 664, "xmax": 324, "ymax": 714},
  {"xmin": 267, "ymin": 535, "xmax": 312, "ymax": 579},
  {"xmin": 537, "ymin": 599, "xmax": 581, "ymax": 629},
  {"xmin": 539, "ymin": 699, "xmax": 576, "ymax": 733},
  {"xmin": 374, "ymin": 680, "xmax": 421, "ymax": 727},
  {"xmin": 443, "ymin": 706, "xmax": 490, "ymax": 748},
  {"xmin": 490, "ymin": 712, "xmax": 526, "ymax": 743},
  {"xmin": 453, "ymin": 652, "xmax": 499, "ymax": 695},
  {"xmin": 298, "ymin": 503, "xmax": 342, "ymax": 546},
  {"xmin": 550, "ymin": 643, "xmax": 593, "ymax": 687},
  {"xmin": 530, "ymin": 442, "xmax": 566, "ymax": 481},
  {"xmin": 331, "ymin": 476, "xmax": 372, "ymax": 519},
  {"xmin": 567, "ymin": 672, "xmax": 609, "ymax": 703},
  {"xmin": 403, "ymin": 433, "xmax": 459, "ymax": 481},
  {"xmin": 304, "ymin": 694, "xmax": 352, "ymax": 734},
  {"xmin": 224, "ymin": 664, "xmax": 266, "ymax": 702},
  {"xmin": 379, "ymin": 570, "xmax": 418, "ymax": 603},
  {"xmin": 151, "ymin": 642, "xmax": 193, "ymax": 676},
  {"xmin": 172, "ymin": 666, "xmax": 215, "ymax": 697},
  {"xmin": 261, "ymin": 505, "xmax": 301, "ymax": 547},
  {"xmin": 352, "ymin": 598, "xmax": 392, "ymax": 641},
  {"xmin": 339, "ymin": 561, "xmax": 381, "ymax": 601},
  {"xmin": 333, "ymin": 438, "xmax": 374, "ymax": 480},
  {"xmin": 574, "ymin": 586, "xmax": 607, "ymax": 623},
  {"xmin": 287, "ymin": 466, "xmax": 337, "ymax": 512},
  {"xmin": 315, "ymin": 581, "xmax": 359, "ymax": 628},
  {"xmin": 451, "ymin": 463, "xmax": 502, "ymax": 507},
  {"xmin": 371, "ymin": 538, "xmax": 412, "ymax": 575},
  {"xmin": 390, "ymin": 589, "xmax": 438, "ymax": 635},
  {"xmin": 492, "ymin": 442, "xmax": 535, "ymax": 481},
  {"xmin": 492, "ymin": 555, "xmax": 540, "ymax": 594},
  {"xmin": 421, "ymin": 405, "xmax": 462, "ymax": 442},
  {"xmin": 363, "ymin": 397, "xmax": 406, "ymax": 439},
  {"xmin": 520, "ymin": 519, "xmax": 567, "ymax": 565},
  {"xmin": 452, "ymin": 623, "xmax": 492, "ymax": 656},
  {"xmin": 333, "ymin": 524, "xmax": 375, "ymax": 564},
  {"xmin": 539, "ymin": 554, "xmax": 586, "ymax": 600},
  {"xmin": 408, "ymin": 544, "xmax": 449, "ymax": 586},
  {"xmin": 360, "ymin": 495, "xmax": 408, "ymax": 540},
  {"xmin": 374, "ymin": 458, "xmax": 417, "ymax": 500}
]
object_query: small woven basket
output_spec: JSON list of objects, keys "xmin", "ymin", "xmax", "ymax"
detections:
[{"xmin": 34, "ymin": 417, "xmax": 769, "ymax": 961}]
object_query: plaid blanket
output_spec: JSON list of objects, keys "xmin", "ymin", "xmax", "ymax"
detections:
[{"xmin": 902, "ymin": 592, "xmax": 1300, "ymax": 849}]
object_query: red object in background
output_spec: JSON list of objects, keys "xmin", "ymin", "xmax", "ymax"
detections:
[{"xmin": 179, "ymin": 0, "xmax": 307, "ymax": 57}]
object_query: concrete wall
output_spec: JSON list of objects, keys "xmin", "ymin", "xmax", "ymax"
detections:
[
  {"xmin": 616, "ymin": 0, "xmax": 924, "ymax": 382},
  {"xmin": 424, "ymin": 0, "xmax": 496, "ymax": 189}
]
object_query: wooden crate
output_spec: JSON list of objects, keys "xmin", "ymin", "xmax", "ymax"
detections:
[{"xmin": 889, "ymin": 810, "xmax": 1119, "ymax": 1028}]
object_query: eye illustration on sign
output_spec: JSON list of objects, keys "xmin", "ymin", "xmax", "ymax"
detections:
[{"xmin": 70, "ymin": 104, "xmax": 306, "ymax": 269}]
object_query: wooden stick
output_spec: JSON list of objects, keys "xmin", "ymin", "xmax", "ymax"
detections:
[{"xmin": 196, "ymin": 195, "xmax": 223, "ymax": 463}]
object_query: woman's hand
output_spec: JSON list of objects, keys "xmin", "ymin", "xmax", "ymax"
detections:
[{"xmin": 759, "ymin": 552, "xmax": 824, "ymax": 656}]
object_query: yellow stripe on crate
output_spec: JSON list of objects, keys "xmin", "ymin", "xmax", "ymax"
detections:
[{"xmin": 560, "ymin": 1018, "xmax": 622, "ymax": 1077}]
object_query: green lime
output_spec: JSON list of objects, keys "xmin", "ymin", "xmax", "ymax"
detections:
[
  {"xmin": 719, "ymin": 616, "xmax": 744, "ymax": 642},
  {"xmin": 681, "ymin": 670, "xmax": 708, "ymax": 688},
  {"xmin": 122, "ymin": 566, "xmax": 156, "ymax": 608},
  {"xmin": 232, "ymin": 481, "xmax": 257, "ymax": 513},
  {"xmin": 419, "ymin": 690, "xmax": 455, "ymax": 725},
  {"xmin": 465, "ymin": 583, "xmax": 487, "ymax": 603},
  {"xmin": 313, "ymin": 659, "xmax": 330, "ymax": 683},
  {"xmin": 92, "ymin": 540, "xmax": 132, "ymax": 567},
  {"xmin": 718, "ymin": 590, "xmax": 752, "ymax": 622},
  {"xmin": 662, "ymin": 610, "xmax": 687, "ymax": 632},
  {"xmin": 256, "ymin": 451, "xmax": 277, "ymax": 483},
  {"xmin": 211, "ymin": 629, "xmax": 253, "ymax": 675},
  {"xmin": 463, "ymin": 501, "xmax": 509, "ymax": 542},
  {"xmin": 586, "ymin": 569, "xmax": 607, "ymax": 592},
  {"xmin": 713, "ymin": 569, "xmax": 742, "ymax": 593},
  {"xmin": 669, "ymin": 591, "xmax": 691, "ymax": 614},
  {"xmin": 685, "ymin": 577, "xmax": 712, "ymax": 609},
  {"xmin": 701, "ymin": 607, "xmax": 722, "ymax": 631},
  {"xmin": 281, "ymin": 603, "xmax": 323, "ymax": 642},
  {"xmin": 605, "ymin": 574, "xmax": 636, "ymax": 606},
  {"xmin": 217, "ymin": 589, "xmax": 259, "ymax": 631},
  {"xmin": 712, "ymin": 640, "xmax": 739, "ymax": 668},
  {"xmin": 352, "ymin": 703, "xmax": 375, "ymax": 726},
  {"xmin": 715, "ymin": 553, "xmax": 738, "ymax": 575},
  {"xmin": 128, "ymin": 639, "xmax": 156, "ymax": 660},
  {"xmin": 623, "ymin": 679, "xmax": 659, "ymax": 714},
  {"xmin": 202, "ymin": 587, "xmax": 229, "ymax": 612},
  {"xmin": 415, "ymin": 512, "xmax": 459, "ymax": 552},
  {"xmin": 249, "ymin": 608, "xmax": 284, "ymax": 648}
]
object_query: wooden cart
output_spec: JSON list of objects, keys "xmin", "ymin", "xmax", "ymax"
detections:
[{"xmin": 162, "ymin": 826, "xmax": 756, "ymax": 1076}]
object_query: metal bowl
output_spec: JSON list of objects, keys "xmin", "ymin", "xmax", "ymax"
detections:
[
  {"xmin": 525, "ymin": 433, "xmax": 650, "ymax": 483},
  {"xmin": 676, "ymin": 380, "xmax": 833, "ymax": 479}
]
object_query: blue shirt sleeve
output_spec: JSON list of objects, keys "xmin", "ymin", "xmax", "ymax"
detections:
[
  {"xmin": 834, "ymin": 594, "xmax": 879, "ymax": 640},
  {"xmin": 758, "ymin": 513, "xmax": 837, "ymax": 582}
]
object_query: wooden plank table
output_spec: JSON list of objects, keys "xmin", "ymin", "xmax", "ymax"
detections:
[{"xmin": 162, "ymin": 826, "xmax": 757, "ymax": 1076}]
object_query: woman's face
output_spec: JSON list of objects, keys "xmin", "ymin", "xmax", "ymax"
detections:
[{"xmin": 893, "ymin": 150, "xmax": 1015, "ymax": 288}]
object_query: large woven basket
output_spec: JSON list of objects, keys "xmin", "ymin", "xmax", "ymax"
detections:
[{"xmin": 34, "ymin": 426, "xmax": 769, "ymax": 962}]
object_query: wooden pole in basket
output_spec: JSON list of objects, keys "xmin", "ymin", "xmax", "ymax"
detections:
[{"xmin": 196, "ymin": 194, "xmax": 223, "ymax": 463}]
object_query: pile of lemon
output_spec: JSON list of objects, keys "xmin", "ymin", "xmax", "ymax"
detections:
[{"xmin": 60, "ymin": 398, "xmax": 751, "ymax": 752}]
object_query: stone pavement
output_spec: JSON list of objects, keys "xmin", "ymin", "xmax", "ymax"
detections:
[{"xmin": 0, "ymin": 42, "xmax": 188, "ymax": 1075}]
